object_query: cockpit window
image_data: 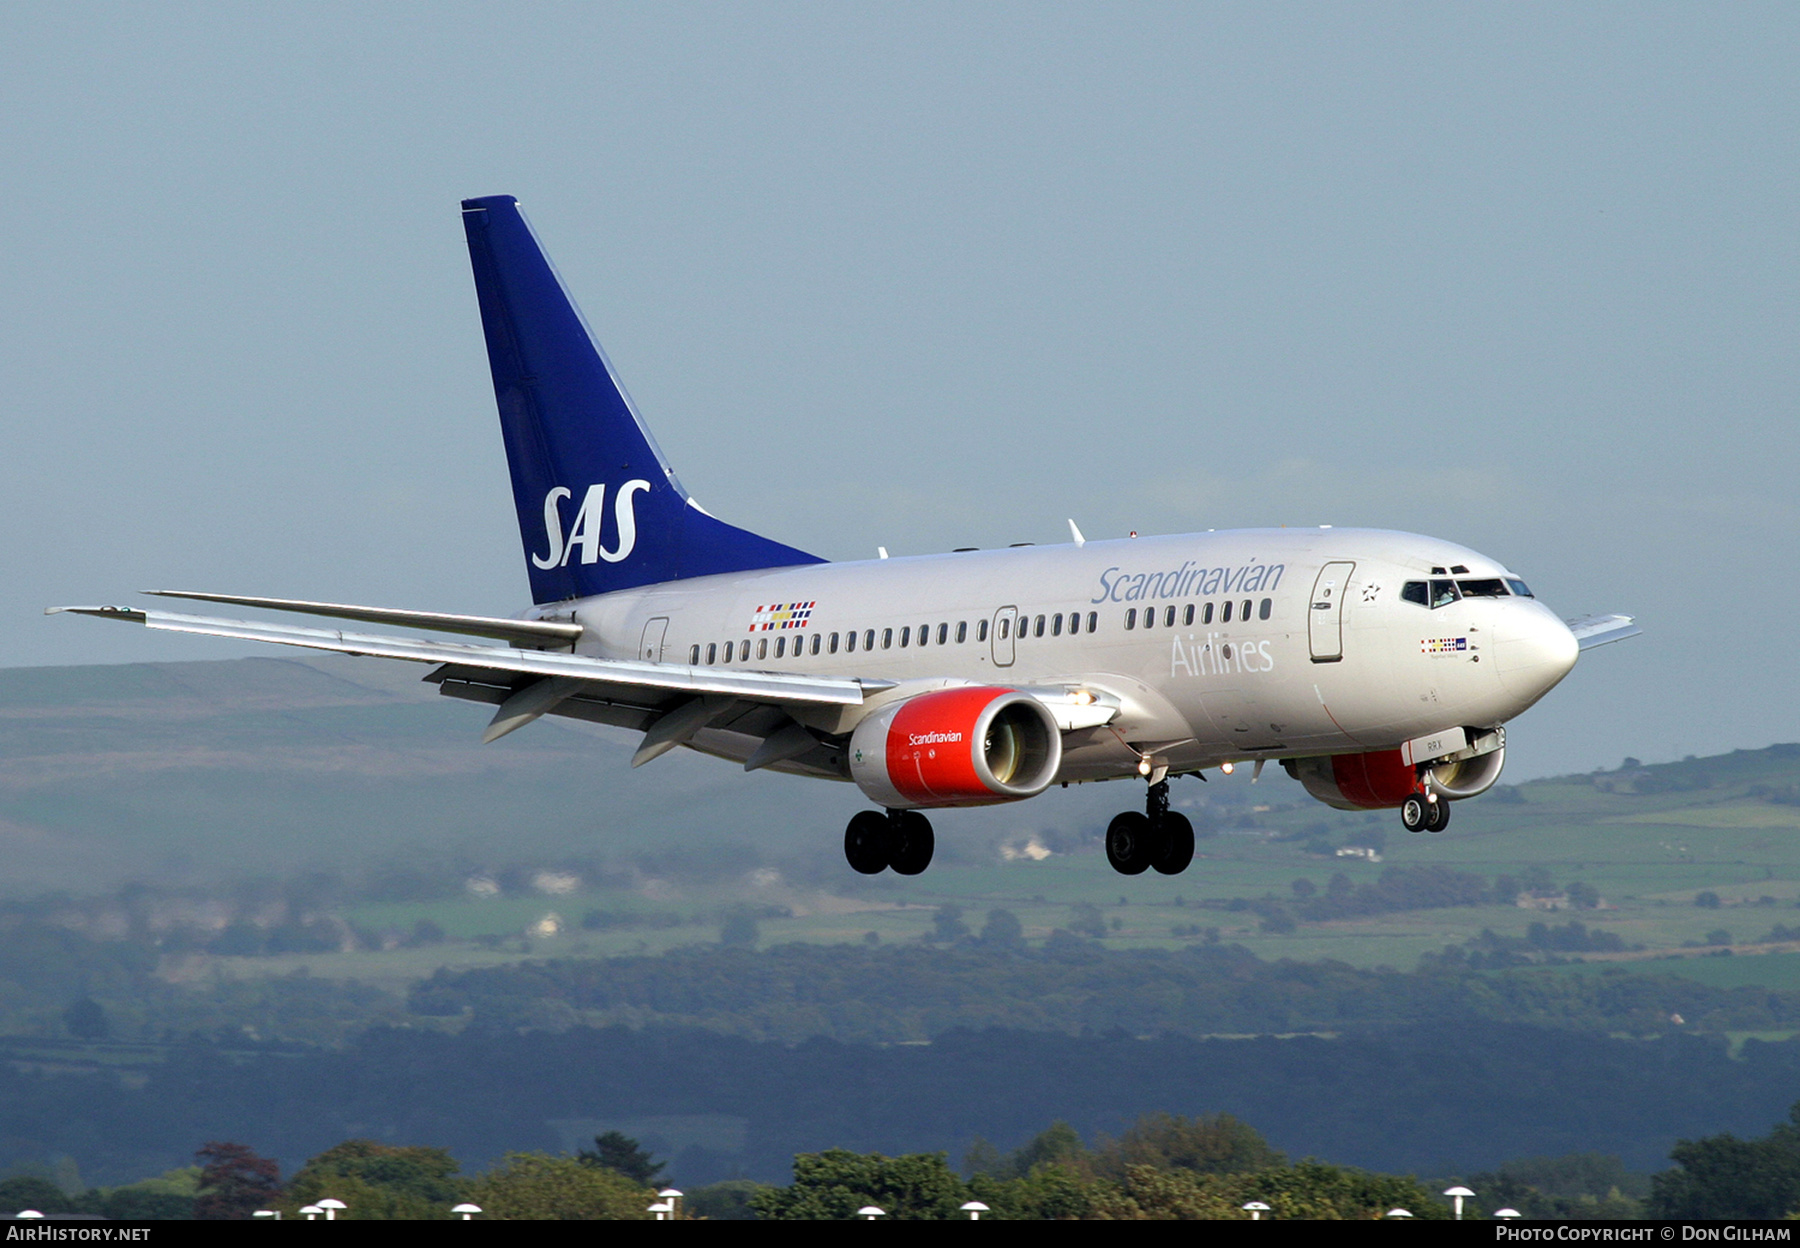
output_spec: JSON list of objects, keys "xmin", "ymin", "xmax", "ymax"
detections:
[
  {"xmin": 1430, "ymin": 579, "xmax": 1461, "ymax": 609},
  {"xmin": 1457, "ymin": 579, "xmax": 1509, "ymax": 598},
  {"xmin": 1401, "ymin": 581, "xmax": 1429, "ymax": 607},
  {"xmin": 1506, "ymin": 578, "xmax": 1534, "ymax": 598}
]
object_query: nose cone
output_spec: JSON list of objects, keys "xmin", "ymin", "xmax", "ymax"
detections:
[{"xmin": 1493, "ymin": 604, "xmax": 1579, "ymax": 710}]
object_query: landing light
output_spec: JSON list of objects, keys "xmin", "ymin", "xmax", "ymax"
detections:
[
  {"xmin": 1221, "ymin": 762, "xmax": 1235, "ymax": 775},
  {"xmin": 1137, "ymin": 758, "xmax": 1152, "ymax": 776}
]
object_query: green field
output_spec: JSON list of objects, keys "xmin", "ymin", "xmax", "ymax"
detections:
[{"xmin": 7, "ymin": 657, "xmax": 1800, "ymax": 992}]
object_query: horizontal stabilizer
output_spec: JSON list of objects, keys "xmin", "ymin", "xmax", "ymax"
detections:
[
  {"xmin": 143, "ymin": 591, "xmax": 580, "ymax": 646},
  {"xmin": 49, "ymin": 606, "xmax": 879, "ymax": 707},
  {"xmin": 1564, "ymin": 613, "xmax": 1642, "ymax": 651}
]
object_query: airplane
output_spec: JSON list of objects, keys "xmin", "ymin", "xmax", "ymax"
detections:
[{"xmin": 52, "ymin": 195, "xmax": 1640, "ymax": 877}]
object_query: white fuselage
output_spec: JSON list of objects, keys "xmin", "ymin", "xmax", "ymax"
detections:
[{"xmin": 547, "ymin": 526, "xmax": 1579, "ymax": 784}]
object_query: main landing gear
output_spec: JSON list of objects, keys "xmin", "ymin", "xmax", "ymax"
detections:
[
  {"xmin": 844, "ymin": 809, "xmax": 936, "ymax": 875},
  {"xmin": 1400, "ymin": 791, "xmax": 1451, "ymax": 833},
  {"xmin": 1104, "ymin": 780, "xmax": 1195, "ymax": 876}
]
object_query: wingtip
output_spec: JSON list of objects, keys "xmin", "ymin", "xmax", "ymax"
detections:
[{"xmin": 47, "ymin": 605, "xmax": 147, "ymax": 622}]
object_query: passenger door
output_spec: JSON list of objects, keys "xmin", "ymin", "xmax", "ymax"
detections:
[{"xmin": 1308, "ymin": 562, "xmax": 1355, "ymax": 663}]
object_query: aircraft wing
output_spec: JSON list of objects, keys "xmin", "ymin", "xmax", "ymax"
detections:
[
  {"xmin": 139, "ymin": 590, "xmax": 582, "ymax": 646},
  {"xmin": 1564, "ymin": 613, "xmax": 1642, "ymax": 651},
  {"xmin": 47, "ymin": 605, "xmax": 879, "ymax": 708}
]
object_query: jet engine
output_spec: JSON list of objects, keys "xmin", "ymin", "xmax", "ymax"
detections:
[
  {"xmin": 1283, "ymin": 737, "xmax": 1506, "ymax": 810},
  {"xmin": 1284, "ymin": 750, "xmax": 1418, "ymax": 811},
  {"xmin": 849, "ymin": 686, "xmax": 1062, "ymax": 809}
]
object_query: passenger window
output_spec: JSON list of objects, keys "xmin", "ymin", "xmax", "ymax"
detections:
[
  {"xmin": 956, "ymin": 621, "xmax": 967, "ymax": 643},
  {"xmin": 1033, "ymin": 615, "xmax": 1045, "ymax": 638},
  {"xmin": 1222, "ymin": 601, "xmax": 1233, "ymax": 623},
  {"xmin": 775, "ymin": 636, "xmax": 786, "ymax": 658},
  {"xmin": 811, "ymin": 633, "xmax": 822, "ymax": 655},
  {"xmin": 1068, "ymin": 612, "xmax": 1080, "ymax": 636},
  {"xmin": 757, "ymin": 638, "xmax": 767, "ymax": 660},
  {"xmin": 937, "ymin": 623, "xmax": 948, "ymax": 645},
  {"xmin": 706, "ymin": 643, "xmax": 717, "ymax": 664},
  {"xmin": 1087, "ymin": 611, "xmax": 1097, "ymax": 632},
  {"xmin": 999, "ymin": 618, "xmax": 1010, "ymax": 640},
  {"xmin": 1125, "ymin": 608, "xmax": 1137, "ymax": 629},
  {"xmin": 1402, "ymin": 582, "xmax": 1429, "ymax": 607},
  {"xmin": 1165, "ymin": 605, "xmax": 1177, "ymax": 628},
  {"xmin": 900, "ymin": 626, "xmax": 910, "ymax": 647},
  {"xmin": 721, "ymin": 641, "xmax": 733, "ymax": 663},
  {"xmin": 1203, "ymin": 603, "xmax": 1214, "ymax": 625},
  {"xmin": 864, "ymin": 629, "xmax": 875, "ymax": 651},
  {"xmin": 740, "ymin": 640, "xmax": 750, "ymax": 661},
  {"xmin": 882, "ymin": 628, "xmax": 893, "ymax": 649},
  {"xmin": 829, "ymin": 632, "xmax": 839, "ymax": 654},
  {"xmin": 918, "ymin": 623, "xmax": 929, "ymax": 647},
  {"xmin": 1052, "ymin": 613, "xmax": 1063, "ymax": 637},
  {"xmin": 1143, "ymin": 608, "xmax": 1155, "ymax": 630},
  {"xmin": 1430, "ymin": 580, "xmax": 1460, "ymax": 609},
  {"xmin": 1259, "ymin": 598, "xmax": 1271, "ymax": 621},
  {"xmin": 1240, "ymin": 599, "xmax": 1251, "ymax": 622},
  {"xmin": 690, "ymin": 644, "xmax": 701, "ymax": 665},
  {"xmin": 1183, "ymin": 604, "xmax": 1195, "ymax": 626},
  {"xmin": 978, "ymin": 619, "xmax": 989, "ymax": 642},
  {"xmin": 845, "ymin": 630, "xmax": 857, "ymax": 653}
]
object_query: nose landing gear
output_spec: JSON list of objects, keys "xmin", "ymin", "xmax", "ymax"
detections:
[
  {"xmin": 1105, "ymin": 779, "xmax": 1195, "ymax": 875},
  {"xmin": 844, "ymin": 809, "xmax": 936, "ymax": 874},
  {"xmin": 1400, "ymin": 791, "xmax": 1451, "ymax": 833}
]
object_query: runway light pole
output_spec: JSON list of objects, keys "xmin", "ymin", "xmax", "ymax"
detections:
[
  {"xmin": 1384, "ymin": 1208, "xmax": 1413, "ymax": 1219},
  {"xmin": 857, "ymin": 1206, "xmax": 886, "ymax": 1220},
  {"xmin": 1242, "ymin": 1201, "xmax": 1271, "ymax": 1220},
  {"xmin": 317, "ymin": 1198, "xmax": 346, "ymax": 1221},
  {"xmin": 960, "ymin": 1202, "xmax": 989, "ymax": 1220},
  {"xmin": 1444, "ymin": 1186, "xmax": 1474, "ymax": 1220},
  {"xmin": 451, "ymin": 1204, "xmax": 482, "ymax": 1220},
  {"xmin": 299, "ymin": 1205, "xmax": 323, "ymax": 1220},
  {"xmin": 1495, "ymin": 1208, "xmax": 1522, "ymax": 1220}
]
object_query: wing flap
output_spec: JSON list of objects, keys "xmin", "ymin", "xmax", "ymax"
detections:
[{"xmin": 49, "ymin": 606, "xmax": 876, "ymax": 706}]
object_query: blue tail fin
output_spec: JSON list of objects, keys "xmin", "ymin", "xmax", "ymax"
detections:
[{"xmin": 461, "ymin": 196, "xmax": 824, "ymax": 604}]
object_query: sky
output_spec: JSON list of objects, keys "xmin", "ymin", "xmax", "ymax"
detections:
[{"xmin": 1, "ymin": 3, "xmax": 1794, "ymax": 779}]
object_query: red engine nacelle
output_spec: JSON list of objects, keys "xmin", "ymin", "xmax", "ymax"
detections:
[
  {"xmin": 848, "ymin": 686, "xmax": 1062, "ymax": 809},
  {"xmin": 1284, "ymin": 744, "xmax": 1507, "ymax": 810}
]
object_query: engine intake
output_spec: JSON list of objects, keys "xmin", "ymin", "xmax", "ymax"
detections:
[{"xmin": 849, "ymin": 686, "xmax": 1062, "ymax": 809}]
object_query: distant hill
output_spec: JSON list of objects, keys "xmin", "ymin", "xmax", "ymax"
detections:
[{"xmin": 0, "ymin": 656, "xmax": 1152, "ymax": 895}]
